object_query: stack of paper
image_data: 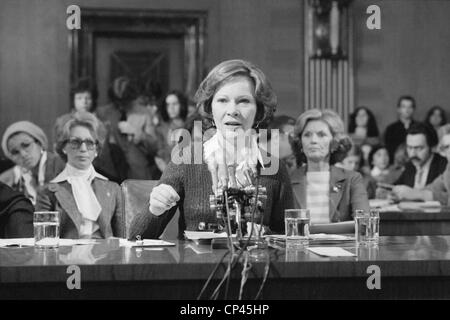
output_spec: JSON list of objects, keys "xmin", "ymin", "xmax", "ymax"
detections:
[
  {"xmin": 266, "ymin": 234, "xmax": 354, "ymax": 244},
  {"xmin": 0, "ymin": 238, "xmax": 97, "ymax": 248},
  {"xmin": 119, "ymin": 239, "xmax": 175, "ymax": 247},
  {"xmin": 398, "ymin": 201, "xmax": 441, "ymax": 211},
  {"xmin": 307, "ymin": 247, "xmax": 355, "ymax": 257},
  {"xmin": 184, "ymin": 231, "xmax": 228, "ymax": 240},
  {"xmin": 308, "ymin": 233, "xmax": 354, "ymax": 245}
]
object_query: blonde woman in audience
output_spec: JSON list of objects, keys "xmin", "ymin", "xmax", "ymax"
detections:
[
  {"xmin": 290, "ymin": 109, "xmax": 369, "ymax": 234},
  {"xmin": 0, "ymin": 121, "xmax": 64, "ymax": 204},
  {"xmin": 36, "ymin": 112, "xmax": 123, "ymax": 239},
  {"xmin": 391, "ymin": 124, "xmax": 450, "ymax": 205}
]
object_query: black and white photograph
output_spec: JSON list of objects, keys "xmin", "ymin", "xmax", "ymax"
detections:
[{"xmin": 0, "ymin": 0, "xmax": 450, "ymax": 305}]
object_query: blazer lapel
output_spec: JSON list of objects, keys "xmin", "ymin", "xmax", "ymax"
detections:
[
  {"xmin": 291, "ymin": 166, "xmax": 307, "ymax": 209},
  {"xmin": 92, "ymin": 179, "xmax": 113, "ymax": 238},
  {"xmin": 53, "ymin": 182, "xmax": 83, "ymax": 233},
  {"xmin": 329, "ymin": 166, "xmax": 346, "ymax": 221}
]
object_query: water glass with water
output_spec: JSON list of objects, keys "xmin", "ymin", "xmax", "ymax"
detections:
[
  {"xmin": 354, "ymin": 210, "xmax": 369, "ymax": 245},
  {"xmin": 367, "ymin": 209, "xmax": 380, "ymax": 244},
  {"xmin": 34, "ymin": 211, "xmax": 60, "ymax": 249},
  {"xmin": 285, "ymin": 209, "xmax": 310, "ymax": 247}
]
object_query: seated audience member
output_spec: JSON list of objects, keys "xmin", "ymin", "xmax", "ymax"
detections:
[
  {"xmin": 384, "ymin": 95, "xmax": 417, "ymax": 162},
  {"xmin": 154, "ymin": 90, "xmax": 189, "ymax": 172},
  {"xmin": 390, "ymin": 143, "xmax": 408, "ymax": 179},
  {"xmin": 54, "ymin": 77, "xmax": 98, "ymax": 139},
  {"xmin": 0, "ymin": 181, "xmax": 34, "ymax": 238},
  {"xmin": 97, "ymin": 77, "xmax": 160, "ymax": 180},
  {"xmin": 390, "ymin": 124, "xmax": 450, "ymax": 205},
  {"xmin": 336, "ymin": 145, "xmax": 377, "ymax": 199},
  {"xmin": 424, "ymin": 105, "xmax": 447, "ymax": 143},
  {"xmin": 290, "ymin": 109, "xmax": 369, "ymax": 234},
  {"xmin": 129, "ymin": 59, "xmax": 294, "ymax": 239},
  {"xmin": 54, "ymin": 79, "xmax": 125, "ymax": 183},
  {"xmin": 394, "ymin": 122, "xmax": 447, "ymax": 187},
  {"xmin": 0, "ymin": 121, "xmax": 65, "ymax": 204},
  {"xmin": 263, "ymin": 115, "xmax": 296, "ymax": 172},
  {"xmin": 348, "ymin": 106, "xmax": 381, "ymax": 168},
  {"xmin": 36, "ymin": 112, "xmax": 123, "ymax": 239},
  {"xmin": 368, "ymin": 145, "xmax": 393, "ymax": 183}
]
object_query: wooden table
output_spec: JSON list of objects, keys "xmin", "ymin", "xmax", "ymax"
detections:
[
  {"xmin": 1, "ymin": 236, "xmax": 450, "ymax": 299},
  {"xmin": 380, "ymin": 207, "xmax": 450, "ymax": 236}
]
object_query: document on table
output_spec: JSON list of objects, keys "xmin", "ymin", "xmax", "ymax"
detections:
[
  {"xmin": 0, "ymin": 238, "xmax": 97, "ymax": 247},
  {"xmin": 307, "ymin": 247, "xmax": 355, "ymax": 257},
  {"xmin": 398, "ymin": 201, "xmax": 442, "ymax": 211},
  {"xmin": 119, "ymin": 239, "xmax": 175, "ymax": 247},
  {"xmin": 184, "ymin": 231, "xmax": 228, "ymax": 240}
]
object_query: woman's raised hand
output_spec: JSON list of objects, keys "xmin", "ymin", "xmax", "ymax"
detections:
[{"xmin": 149, "ymin": 183, "xmax": 180, "ymax": 216}]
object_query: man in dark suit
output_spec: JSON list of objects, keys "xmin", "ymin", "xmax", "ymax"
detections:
[
  {"xmin": 392, "ymin": 122, "xmax": 447, "ymax": 200},
  {"xmin": 384, "ymin": 95, "xmax": 417, "ymax": 162}
]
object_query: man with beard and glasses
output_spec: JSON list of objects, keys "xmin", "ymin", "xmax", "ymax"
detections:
[{"xmin": 391, "ymin": 122, "xmax": 447, "ymax": 200}]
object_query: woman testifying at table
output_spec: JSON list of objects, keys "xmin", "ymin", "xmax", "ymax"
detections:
[
  {"xmin": 130, "ymin": 59, "xmax": 294, "ymax": 239},
  {"xmin": 290, "ymin": 109, "xmax": 370, "ymax": 234},
  {"xmin": 36, "ymin": 112, "xmax": 123, "ymax": 239}
]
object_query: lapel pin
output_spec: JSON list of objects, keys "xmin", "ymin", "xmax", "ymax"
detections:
[{"xmin": 332, "ymin": 184, "xmax": 342, "ymax": 193}]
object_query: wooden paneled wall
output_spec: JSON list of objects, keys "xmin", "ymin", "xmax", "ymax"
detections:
[
  {"xmin": 0, "ymin": 0, "xmax": 304, "ymax": 150},
  {"xmin": 1, "ymin": 0, "xmax": 450, "ymax": 151}
]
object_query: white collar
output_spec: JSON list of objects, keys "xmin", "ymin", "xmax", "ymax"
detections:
[
  {"xmin": 203, "ymin": 131, "xmax": 265, "ymax": 170},
  {"xmin": 51, "ymin": 164, "xmax": 107, "ymax": 183}
]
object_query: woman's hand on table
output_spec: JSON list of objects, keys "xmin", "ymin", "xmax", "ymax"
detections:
[{"xmin": 149, "ymin": 184, "xmax": 180, "ymax": 216}]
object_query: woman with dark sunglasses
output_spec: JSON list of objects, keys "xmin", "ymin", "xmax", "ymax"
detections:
[{"xmin": 35, "ymin": 112, "xmax": 124, "ymax": 239}]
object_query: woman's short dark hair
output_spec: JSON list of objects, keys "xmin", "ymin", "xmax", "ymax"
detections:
[
  {"xmin": 368, "ymin": 145, "xmax": 389, "ymax": 169},
  {"xmin": 425, "ymin": 105, "xmax": 447, "ymax": 127},
  {"xmin": 195, "ymin": 59, "xmax": 277, "ymax": 131},
  {"xmin": 70, "ymin": 77, "xmax": 98, "ymax": 111},
  {"xmin": 159, "ymin": 90, "xmax": 188, "ymax": 122},
  {"xmin": 291, "ymin": 109, "xmax": 352, "ymax": 166},
  {"xmin": 55, "ymin": 112, "xmax": 106, "ymax": 162},
  {"xmin": 348, "ymin": 106, "xmax": 380, "ymax": 137}
]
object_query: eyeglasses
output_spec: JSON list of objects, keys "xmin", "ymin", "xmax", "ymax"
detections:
[
  {"xmin": 9, "ymin": 140, "xmax": 36, "ymax": 156},
  {"xmin": 66, "ymin": 138, "xmax": 97, "ymax": 150}
]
